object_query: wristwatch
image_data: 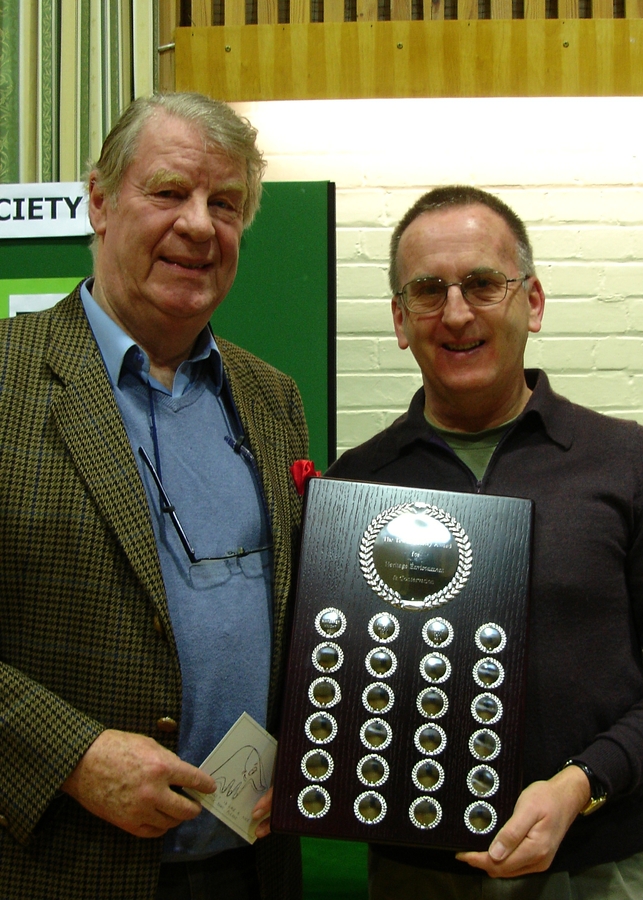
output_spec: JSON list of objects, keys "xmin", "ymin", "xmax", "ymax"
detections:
[{"xmin": 560, "ymin": 759, "xmax": 607, "ymax": 815}]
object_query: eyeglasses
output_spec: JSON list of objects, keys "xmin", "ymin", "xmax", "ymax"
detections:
[
  {"xmin": 396, "ymin": 271, "xmax": 530, "ymax": 316},
  {"xmin": 138, "ymin": 446, "xmax": 273, "ymax": 565}
]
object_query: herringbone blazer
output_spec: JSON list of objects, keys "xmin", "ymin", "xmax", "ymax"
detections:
[{"xmin": 0, "ymin": 287, "xmax": 307, "ymax": 899}]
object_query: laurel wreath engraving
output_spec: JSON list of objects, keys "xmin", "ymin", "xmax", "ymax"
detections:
[{"xmin": 359, "ymin": 502, "xmax": 473, "ymax": 611}]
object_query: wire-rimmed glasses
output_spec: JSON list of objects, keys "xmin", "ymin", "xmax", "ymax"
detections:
[
  {"xmin": 396, "ymin": 270, "xmax": 530, "ymax": 317},
  {"xmin": 138, "ymin": 446, "xmax": 273, "ymax": 565}
]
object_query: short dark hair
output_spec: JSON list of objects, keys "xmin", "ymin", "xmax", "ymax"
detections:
[{"xmin": 389, "ymin": 185, "xmax": 535, "ymax": 293}]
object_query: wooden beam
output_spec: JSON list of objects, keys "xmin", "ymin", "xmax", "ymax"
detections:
[
  {"xmin": 391, "ymin": 0, "xmax": 412, "ymax": 18},
  {"xmin": 559, "ymin": 0, "xmax": 580, "ymax": 17},
  {"xmin": 324, "ymin": 0, "xmax": 346, "ymax": 21},
  {"xmin": 357, "ymin": 0, "xmax": 379, "ymax": 20},
  {"xmin": 258, "ymin": 0, "xmax": 279, "ymax": 22},
  {"xmin": 176, "ymin": 20, "xmax": 643, "ymax": 99},
  {"xmin": 159, "ymin": 0, "xmax": 178, "ymax": 91},
  {"xmin": 490, "ymin": 0, "xmax": 512, "ymax": 17},
  {"xmin": 524, "ymin": 0, "xmax": 546, "ymax": 18},
  {"xmin": 225, "ymin": 0, "xmax": 246, "ymax": 25},
  {"xmin": 458, "ymin": 0, "xmax": 479, "ymax": 20},
  {"xmin": 592, "ymin": 0, "xmax": 613, "ymax": 16},
  {"xmin": 191, "ymin": 0, "xmax": 213, "ymax": 25},
  {"xmin": 428, "ymin": 0, "xmax": 446, "ymax": 21},
  {"xmin": 291, "ymin": 0, "xmax": 311, "ymax": 22}
]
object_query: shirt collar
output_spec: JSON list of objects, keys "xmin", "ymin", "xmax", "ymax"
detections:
[
  {"xmin": 520, "ymin": 368, "xmax": 574, "ymax": 449},
  {"xmin": 80, "ymin": 278, "xmax": 224, "ymax": 397},
  {"xmin": 364, "ymin": 369, "xmax": 573, "ymax": 474}
]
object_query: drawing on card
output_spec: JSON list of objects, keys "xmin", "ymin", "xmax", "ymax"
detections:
[{"xmin": 208, "ymin": 744, "xmax": 270, "ymax": 803}]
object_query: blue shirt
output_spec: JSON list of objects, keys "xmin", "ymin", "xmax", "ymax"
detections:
[{"xmin": 80, "ymin": 281, "xmax": 273, "ymax": 860}]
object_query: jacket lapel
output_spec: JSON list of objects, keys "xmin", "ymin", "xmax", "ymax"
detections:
[
  {"xmin": 227, "ymin": 379, "xmax": 292, "ymax": 563},
  {"xmin": 46, "ymin": 292, "xmax": 168, "ymax": 618}
]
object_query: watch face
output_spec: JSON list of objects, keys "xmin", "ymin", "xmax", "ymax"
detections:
[{"xmin": 581, "ymin": 795, "xmax": 607, "ymax": 815}]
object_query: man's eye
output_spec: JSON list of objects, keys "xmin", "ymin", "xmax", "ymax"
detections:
[
  {"xmin": 466, "ymin": 275, "xmax": 503, "ymax": 290},
  {"xmin": 213, "ymin": 198, "xmax": 240, "ymax": 211},
  {"xmin": 416, "ymin": 281, "xmax": 444, "ymax": 297},
  {"xmin": 211, "ymin": 198, "xmax": 242, "ymax": 220}
]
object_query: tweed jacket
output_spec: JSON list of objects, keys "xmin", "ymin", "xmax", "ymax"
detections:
[{"xmin": 0, "ymin": 287, "xmax": 307, "ymax": 899}]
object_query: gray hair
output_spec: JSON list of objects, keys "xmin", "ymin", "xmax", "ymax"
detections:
[
  {"xmin": 87, "ymin": 92, "xmax": 265, "ymax": 228},
  {"xmin": 389, "ymin": 185, "xmax": 535, "ymax": 294}
]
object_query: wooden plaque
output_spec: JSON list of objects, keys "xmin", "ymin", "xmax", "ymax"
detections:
[{"xmin": 272, "ymin": 477, "xmax": 533, "ymax": 851}]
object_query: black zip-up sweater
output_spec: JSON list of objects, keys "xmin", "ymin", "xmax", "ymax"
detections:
[{"xmin": 327, "ymin": 370, "xmax": 643, "ymax": 874}]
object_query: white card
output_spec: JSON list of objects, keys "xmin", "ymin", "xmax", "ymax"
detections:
[{"xmin": 186, "ymin": 712, "xmax": 277, "ymax": 844}]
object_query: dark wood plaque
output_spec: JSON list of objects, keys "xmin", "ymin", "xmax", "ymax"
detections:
[{"xmin": 271, "ymin": 477, "xmax": 533, "ymax": 851}]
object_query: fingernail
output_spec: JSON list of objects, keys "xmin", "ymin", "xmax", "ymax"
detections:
[{"xmin": 489, "ymin": 841, "xmax": 507, "ymax": 861}]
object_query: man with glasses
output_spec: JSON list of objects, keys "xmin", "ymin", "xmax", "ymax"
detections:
[
  {"xmin": 328, "ymin": 186, "xmax": 643, "ymax": 898},
  {"xmin": 0, "ymin": 93, "xmax": 306, "ymax": 900}
]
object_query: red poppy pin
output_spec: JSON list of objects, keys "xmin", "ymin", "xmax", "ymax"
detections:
[{"xmin": 290, "ymin": 459, "xmax": 322, "ymax": 496}]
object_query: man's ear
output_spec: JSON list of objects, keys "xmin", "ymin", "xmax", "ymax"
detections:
[
  {"xmin": 392, "ymin": 297, "xmax": 410, "ymax": 350},
  {"xmin": 527, "ymin": 277, "xmax": 546, "ymax": 335},
  {"xmin": 88, "ymin": 173, "xmax": 108, "ymax": 237}
]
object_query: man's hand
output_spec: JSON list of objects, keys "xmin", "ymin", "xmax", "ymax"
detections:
[
  {"xmin": 252, "ymin": 785, "xmax": 272, "ymax": 839},
  {"xmin": 61, "ymin": 729, "xmax": 215, "ymax": 838},
  {"xmin": 456, "ymin": 765, "xmax": 591, "ymax": 877}
]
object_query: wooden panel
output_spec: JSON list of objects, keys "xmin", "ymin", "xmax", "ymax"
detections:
[
  {"xmin": 225, "ymin": 0, "xmax": 246, "ymax": 25},
  {"xmin": 491, "ymin": 0, "xmax": 513, "ymax": 16},
  {"xmin": 524, "ymin": 0, "xmax": 546, "ymax": 18},
  {"xmin": 357, "ymin": 0, "xmax": 379, "ymax": 20},
  {"xmin": 559, "ymin": 0, "xmax": 580, "ymax": 16},
  {"xmin": 592, "ymin": 0, "xmax": 614, "ymax": 16},
  {"xmin": 259, "ymin": 0, "xmax": 279, "ymax": 22},
  {"xmin": 325, "ymin": 0, "xmax": 346, "ymax": 21},
  {"xmin": 391, "ymin": 0, "xmax": 413, "ymax": 18},
  {"xmin": 625, "ymin": 0, "xmax": 643, "ymax": 13},
  {"xmin": 175, "ymin": 20, "xmax": 643, "ymax": 99},
  {"xmin": 428, "ymin": 0, "xmax": 446, "ymax": 21},
  {"xmin": 458, "ymin": 0, "xmax": 479, "ymax": 20},
  {"xmin": 291, "ymin": 0, "xmax": 312, "ymax": 22},
  {"xmin": 159, "ymin": 0, "xmax": 178, "ymax": 91},
  {"xmin": 191, "ymin": 0, "xmax": 213, "ymax": 24}
]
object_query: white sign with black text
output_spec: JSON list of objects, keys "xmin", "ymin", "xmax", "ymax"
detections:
[{"xmin": 0, "ymin": 182, "xmax": 91, "ymax": 239}]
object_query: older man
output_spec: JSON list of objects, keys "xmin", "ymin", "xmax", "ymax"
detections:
[
  {"xmin": 328, "ymin": 186, "xmax": 643, "ymax": 899},
  {"xmin": 0, "ymin": 93, "xmax": 306, "ymax": 900}
]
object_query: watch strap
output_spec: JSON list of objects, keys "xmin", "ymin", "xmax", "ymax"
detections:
[{"xmin": 560, "ymin": 759, "xmax": 607, "ymax": 815}]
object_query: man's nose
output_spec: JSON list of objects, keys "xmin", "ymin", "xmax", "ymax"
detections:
[
  {"xmin": 174, "ymin": 196, "xmax": 215, "ymax": 241},
  {"xmin": 440, "ymin": 284, "xmax": 475, "ymax": 327}
]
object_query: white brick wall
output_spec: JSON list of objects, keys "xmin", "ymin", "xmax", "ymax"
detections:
[{"xmin": 233, "ymin": 97, "xmax": 643, "ymax": 457}]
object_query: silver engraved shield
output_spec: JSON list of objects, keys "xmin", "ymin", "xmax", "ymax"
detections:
[{"xmin": 360, "ymin": 502, "xmax": 472, "ymax": 611}]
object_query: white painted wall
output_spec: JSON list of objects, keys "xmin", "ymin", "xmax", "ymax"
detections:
[{"xmin": 233, "ymin": 97, "xmax": 643, "ymax": 456}]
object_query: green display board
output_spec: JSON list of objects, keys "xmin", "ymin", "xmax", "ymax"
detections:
[
  {"xmin": 0, "ymin": 181, "xmax": 336, "ymax": 469},
  {"xmin": 212, "ymin": 181, "xmax": 336, "ymax": 469}
]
